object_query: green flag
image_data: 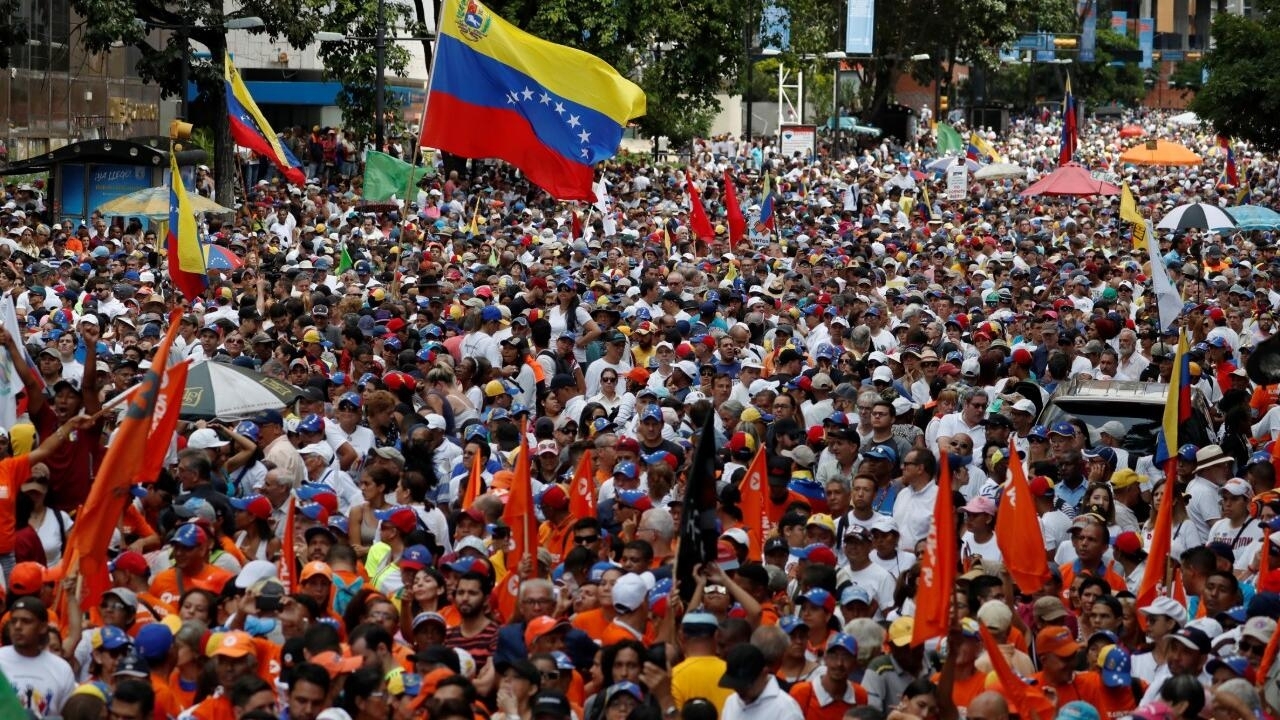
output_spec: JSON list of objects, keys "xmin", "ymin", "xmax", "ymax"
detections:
[
  {"xmin": 338, "ymin": 244, "xmax": 354, "ymax": 273},
  {"xmin": 363, "ymin": 151, "xmax": 429, "ymax": 202},
  {"xmin": 0, "ymin": 669, "xmax": 31, "ymax": 718},
  {"xmin": 935, "ymin": 123, "xmax": 965, "ymax": 154}
]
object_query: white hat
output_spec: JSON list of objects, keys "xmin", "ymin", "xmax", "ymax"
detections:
[
  {"xmin": 872, "ymin": 366, "xmax": 894, "ymax": 383},
  {"xmin": 748, "ymin": 378, "xmax": 780, "ymax": 397},
  {"xmin": 187, "ymin": 428, "xmax": 229, "ymax": 450},
  {"xmin": 612, "ymin": 573, "xmax": 649, "ymax": 613},
  {"xmin": 423, "ymin": 414, "xmax": 447, "ymax": 431},
  {"xmin": 1139, "ymin": 596, "xmax": 1187, "ymax": 626},
  {"xmin": 235, "ymin": 559, "xmax": 279, "ymax": 589},
  {"xmin": 674, "ymin": 360, "xmax": 699, "ymax": 380},
  {"xmin": 299, "ymin": 442, "xmax": 335, "ymax": 464},
  {"xmin": 1011, "ymin": 399, "xmax": 1038, "ymax": 415}
]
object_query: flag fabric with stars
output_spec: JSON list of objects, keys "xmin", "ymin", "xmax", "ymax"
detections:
[
  {"xmin": 422, "ymin": 0, "xmax": 646, "ymax": 201},
  {"xmin": 224, "ymin": 54, "xmax": 305, "ymax": 187}
]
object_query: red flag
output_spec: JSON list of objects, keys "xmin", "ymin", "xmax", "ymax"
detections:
[
  {"xmin": 568, "ymin": 449, "xmax": 596, "ymax": 521},
  {"xmin": 738, "ymin": 447, "xmax": 767, "ymax": 562},
  {"xmin": 979, "ymin": 625, "xmax": 1057, "ymax": 719},
  {"xmin": 571, "ymin": 209, "xmax": 583, "ymax": 240},
  {"xmin": 911, "ymin": 453, "xmax": 955, "ymax": 646},
  {"xmin": 502, "ymin": 420, "xmax": 538, "ymax": 571},
  {"xmin": 135, "ymin": 360, "xmax": 190, "ymax": 485},
  {"xmin": 57, "ymin": 310, "xmax": 183, "ymax": 608},
  {"xmin": 1137, "ymin": 460, "xmax": 1177, "ymax": 613},
  {"xmin": 462, "ymin": 447, "xmax": 483, "ymax": 509},
  {"xmin": 997, "ymin": 438, "xmax": 1050, "ymax": 591},
  {"xmin": 685, "ymin": 171, "xmax": 714, "ymax": 241},
  {"xmin": 280, "ymin": 496, "xmax": 297, "ymax": 593},
  {"xmin": 723, "ymin": 169, "xmax": 746, "ymax": 246}
]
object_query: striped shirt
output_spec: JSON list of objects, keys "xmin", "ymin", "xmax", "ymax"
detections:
[{"xmin": 446, "ymin": 620, "xmax": 499, "ymax": 670}]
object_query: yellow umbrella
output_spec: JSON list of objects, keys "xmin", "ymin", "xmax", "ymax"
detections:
[
  {"xmin": 1118, "ymin": 139, "xmax": 1202, "ymax": 166},
  {"xmin": 96, "ymin": 186, "xmax": 234, "ymax": 220}
]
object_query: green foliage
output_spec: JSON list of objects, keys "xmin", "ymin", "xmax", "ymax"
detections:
[
  {"xmin": 317, "ymin": 0, "xmax": 426, "ymax": 140},
  {"xmin": 1191, "ymin": 0, "xmax": 1280, "ymax": 151},
  {"xmin": 486, "ymin": 0, "xmax": 746, "ymax": 141},
  {"xmin": 0, "ymin": 0, "xmax": 27, "ymax": 68},
  {"xmin": 1169, "ymin": 59, "xmax": 1205, "ymax": 90}
]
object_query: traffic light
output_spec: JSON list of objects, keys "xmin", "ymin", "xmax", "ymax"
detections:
[
  {"xmin": 939, "ymin": 96, "xmax": 949, "ymax": 113},
  {"xmin": 1054, "ymin": 37, "xmax": 1078, "ymax": 49}
]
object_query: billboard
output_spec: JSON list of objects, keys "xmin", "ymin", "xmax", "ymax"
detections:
[{"xmin": 846, "ymin": 0, "xmax": 874, "ymax": 55}]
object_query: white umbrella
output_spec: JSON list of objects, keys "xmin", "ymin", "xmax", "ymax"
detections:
[
  {"xmin": 925, "ymin": 157, "xmax": 980, "ymax": 173},
  {"xmin": 1169, "ymin": 112, "xmax": 1201, "ymax": 126},
  {"xmin": 1156, "ymin": 202, "xmax": 1237, "ymax": 231},
  {"xmin": 974, "ymin": 162, "xmax": 1026, "ymax": 180},
  {"xmin": 181, "ymin": 360, "xmax": 303, "ymax": 419}
]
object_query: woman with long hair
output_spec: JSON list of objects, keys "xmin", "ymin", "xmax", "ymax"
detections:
[
  {"xmin": 1142, "ymin": 479, "xmax": 1203, "ymax": 562},
  {"xmin": 586, "ymin": 369, "xmax": 627, "ymax": 421},
  {"xmin": 232, "ymin": 495, "xmax": 281, "ymax": 562},
  {"xmin": 548, "ymin": 279, "xmax": 600, "ymax": 364},
  {"xmin": 348, "ymin": 466, "xmax": 399, "ymax": 558},
  {"xmin": 584, "ymin": 641, "xmax": 647, "ymax": 720},
  {"xmin": 363, "ymin": 390, "xmax": 401, "ymax": 449},
  {"xmin": 169, "ymin": 621, "xmax": 211, "ymax": 711},
  {"xmin": 426, "ymin": 364, "xmax": 478, "ymax": 431},
  {"xmin": 924, "ymin": 388, "xmax": 959, "ymax": 451}
]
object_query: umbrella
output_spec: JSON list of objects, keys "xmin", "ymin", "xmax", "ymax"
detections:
[
  {"xmin": 1119, "ymin": 125, "xmax": 1146, "ymax": 139},
  {"xmin": 1225, "ymin": 205, "xmax": 1280, "ymax": 230},
  {"xmin": 925, "ymin": 157, "xmax": 980, "ymax": 173},
  {"xmin": 1156, "ymin": 202, "xmax": 1237, "ymax": 231},
  {"xmin": 181, "ymin": 360, "xmax": 303, "ymax": 419},
  {"xmin": 96, "ymin": 186, "xmax": 235, "ymax": 220},
  {"xmin": 205, "ymin": 244, "xmax": 243, "ymax": 271},
  {"xmin": 974, "ymin": 162, "xmax": 1026, "ymax": 180},
  {"xmin": 1019, "ymin": 163, "xmax": 1120, "ymax": 197},
  {"xmin": 1169, "ymin": 111, "xmax": 1201, "ymax": 126},
  {"xmin": 1119, "ymin": 140, "xmax": 1203, "ymax": 167}
]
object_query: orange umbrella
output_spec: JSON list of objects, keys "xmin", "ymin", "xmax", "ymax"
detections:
[
  {"xmin": 1119, "ymin": 124, "xmax": 1146, "ymax": 138},
  {"xmin": 1119, "ymin": 139, "xmax": 1202, "ymax": 166}
]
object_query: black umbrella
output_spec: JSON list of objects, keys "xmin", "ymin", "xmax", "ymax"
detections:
[{"xmin": 1156, "ymin": 202, "xmax": 1236, "ymax": 231}]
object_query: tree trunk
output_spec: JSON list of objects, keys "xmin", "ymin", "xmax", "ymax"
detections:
[{"xmin": 209, "ymin": 35, "xmax": 237, "ymax": 209}]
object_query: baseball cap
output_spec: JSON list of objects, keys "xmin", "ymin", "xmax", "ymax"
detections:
[
  {"xmin": 169, "ymin": 524, "xmax": 207, "ymax": 548},
  {"xmin": 1166, "ymin": 627, "xmax": 1211, "ymax": 654},
  {"xmin": 1035, "ymin": 626, "xmax": 1080, "ymax": 658},
  {"xmin": 611, "ymin": 573, "xmax": 650, "ymax": 614},
  {"xmin": 1048, "ymin": 422, "xmax": 1076, "ymax": 437},
  {"xmin": 887, "ymin": 617, "xmax": 914, "ymax": 647},
  {"xmin": 1221, "ymin": 477, "xmax": 1254, "ymax": 498},
  {"xmin": 1110, "ymin": 469, "xmax": 1141, "ymax": 490},
  {"xmin": 717, "ymin": 644, "xmax": 766, "ymax": 691},
  {"xmin": 1097, "ymin": 644, "xmax": 1132, "ymax": 688},
  {"xmin": 1058, "ymin": 702, "xmax": 1101, "ymax": 720},
  {"xmin": 1139, "ymin": 596, "xmax": 1188, "ymax": 627},
  {"xmin": 109, "ymin": 551, "xmax": 150, "ymax": 577},
  {"xmin": 531, "ymin": 690, "xmax": 573, "ymax": 720},
  {"xmin": 210, "ymin": 631, "xmax": 257, "ymax": 659},
  {"xmin": 799, "ymin": 588, "xmax": 835, "ymax": 613},
  {"xmin": 400, "ymin": 545, "xmax": 433, "ymax": 571},
  {"xmin": 524, "ymin": 615, "xmax": 571, "ymax": 648},
  {"xmin": 375, "ymin": 506, "xmax": 418, "ymax": 534}
]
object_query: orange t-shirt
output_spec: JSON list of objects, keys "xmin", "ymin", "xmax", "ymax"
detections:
[
  {"xmin": 1008, "ymin": 624, "xmax": 1027, "ymax": 654},
  {"xmin": 572, "ymin": 608, "xmax": 612, "ymax": 643},
  {"xmin": 0, "ymin": 455, "xmax": 32, "ymax": 554},
  {"xmin": 149, "ymin": 563, "xmax": 235, "ymax": 606},
  {"xmin": 766, "ymin": 490, "xmax": 812, "ymax": 525},
  {"xmin": 789, "ymin": 680, "xmax": 870, "ymax": 720},
  {"xmin": 1092, "ymin": 672, "xmax": 1145, "ymax": 719},
  {"xmin": 1032, "ymin": 671, "xmax": 1107, "ymax": 710},
  {"xmin": 168, "ymin": 670, "xmax": 200, "ymax": 710},
  {"xmin": 121, "ymin": 504, "xmax": 157, "ymax": 543},
  {"xmin": 1058, "ymin": 560, "xmax": 1127, "ymax": 602},
  {"xmin": 932, "ymin": 669, "xmax": 989, "ymax": 710},
  {"xmin": 759, "ymin": 601, "xmax": 779, "ymax": 627},
  {"xmin": 538, "ymin": 517, "xmax": 575, "ymax": 565},
  {"xmin": 599, "ymin": 619, "xmax": 654, "ymax": 647},
  {"xmin": 151, "ymin": 672, "xmax": 183, "ymax": 720},
  {"xmin": 190, "ymin": 694, "xmax": 236, "ymax": 720}
]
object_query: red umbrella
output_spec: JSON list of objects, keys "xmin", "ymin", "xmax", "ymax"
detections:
[
  {"xmin": 1119, "ymin": 124, "xmax": 1147, "ymax": 139},
  {"xmin": 1019, "ymin": 163, "xmax": 1120, "ymax": 197}
]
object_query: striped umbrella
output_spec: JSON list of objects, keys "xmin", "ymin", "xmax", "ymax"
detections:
[
  {"xmin": 1156, "ymin": 203, "xmax": 1237, "ymax": 231},
  {"xmin": 181, "ymin": 360, "xmax": 302, "ymax": 419}
]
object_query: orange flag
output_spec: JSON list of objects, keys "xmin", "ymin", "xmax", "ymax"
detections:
[
  {"xmin": 461, "ymin": 446, "xmax": 483, "ymax": 509},
  {"xmin": 911, "ymin": 452, "xmax": 955, "ymax": 646},
  {"xmin": 568, "ymin": 448, "xmax": 596, "ymax": 521},
  {"xmin": 134, "ymin": 359, "xmax": 190, "ymax": 485},
  {"xmin": 502, "ymin": 420, "xmax": 538, "ymax": 572},
  {"xmin": 280, "ymin": 496, "xmax": 297, "ymax": 593},
  {"xmin": 1136, "ymin": 459, "xmax": 1177, "ymax": 613},
  {"xmin": 979, "ymin": 625, "xmax": 1056, "ymax": 719},
  {"xmin": 58, "ymin": 310, "xmax": 183, "ymax": 608},
  {"xmin": 738, "ymin": 447, "xmax": 767, "ymax": 562},
  {"xmin": 997, "ymin": 438, "xmax": 1050, "ymax": 591}
]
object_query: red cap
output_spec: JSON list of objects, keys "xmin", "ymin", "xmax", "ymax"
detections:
[
  {"xmin": 1208, "ymin": 307, "xmax": 1226, "ymax": 321},
  {"xmin": 540, "ymin": 484, "xmax": 569, "ymax": 510},
  {"xmin": 615, "ymin": 437, "xmax": 640, "ymax": 454},
  {"xmin": 110, "ymin": 551, "xmax": 150, "ymax": 577},
  {"xmin": 386, "ymin": 318, "xmax": 406, "ymax": 333},
  {"xmin": 1011, "ymin": 348, "xmax": 1033, "ymax": 367},
  {"xmin": 700, "ymin": 336, "xmax": 717, "ymax": 348},
  {"xmin": 1114, "ymin": 531, "xmax": 1144, "ymax": 555},
  {"xmin": 1029, "ymin": 475, "xmax": 1055, "ymax": 497},
  {"xmin": 804, "ymin": 545, "xmax": 838, "ymax": 567},
  {"xmin": 807, "ymin": 426, "xmax": 826, "ymax": 444}
]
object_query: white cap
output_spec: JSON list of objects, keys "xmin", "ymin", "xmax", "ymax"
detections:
[
  {"xmin": 1011, "ymin": 399, "xmax": 1038, "ymax": 415},
  {"xmin": 235, "ymin": 559, "xmax": 279, "ymax": 589},
  {"xmin": 423, "ymin": 414, "xmax": 447, "ymax": 431},
  {"xmin": 872, "ymin": 366, "xmax": 894, "ymax": 383},
  {"xmin": 748, "ymin": 378, "xmax": 780, "ymax": 397},
  {"xmin": 300, "ymin": 442, "xmax": 335, "ymax": 464},
  {"xmin": 187, "ymin": 428, "xmax": 229, "ymax": 450}
]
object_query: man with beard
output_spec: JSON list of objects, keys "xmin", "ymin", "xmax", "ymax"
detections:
[{"xmin": 445, "ymin": 571, "xmax": 499, "ymax": 671}]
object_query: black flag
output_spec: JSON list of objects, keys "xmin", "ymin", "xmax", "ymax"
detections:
[{"xmin": 675, "ymin": 409, "xmax": 722, "ymax": 604}]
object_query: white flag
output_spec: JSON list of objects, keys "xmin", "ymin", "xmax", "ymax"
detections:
[{"xmin": 1145, "ymin": 220, "xmax": 1183, "ymax": 332}]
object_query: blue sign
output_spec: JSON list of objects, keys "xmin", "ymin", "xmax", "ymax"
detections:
[
  {"xmin": 760, "ymin": 3, "xmax": 790, "ymax": 52},
  {"xmin": 1111, "ymin": 11, "xmax": 1128, "ymax": 36},
  {"xmin": 845, "ymin": 0, "xmax": 874, "ymax": 55},
  {"xmin": 60, "ymin": 164, "xmax": 86, "ymax": 222},
  {"xmin": 1079, "ymin": 0, "xmax": 1097, "ymax": 62},
  {"xmin": 1139, "ymin": 17, "xmax": 1154, "ymax": 69},
  {"xmin": 1163, "ymin": 50, "xmax": 1185, "ymax": 61},
  {"xmin": 60, "ymin": 162, "xmax": 153, "ymax": 224}
]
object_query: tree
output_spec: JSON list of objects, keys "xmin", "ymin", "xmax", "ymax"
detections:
[
  {"xmin": 317, "ymin": 0, "xmax": 427, "ymax": 144},
  {"xmin": 1058, "ymin": 29, "xmax": 1145, "ymax": 107},
  {"xmin": 0, "ymin": 0, "xmax": 27, "ymax": 69},
  {"xmin": 486, "ymin": 0, "xmax": 747, "ymax": 142},
  {"xmin": 1191, "ymin": 0, "xmax": 1280, "ymax": 150}
]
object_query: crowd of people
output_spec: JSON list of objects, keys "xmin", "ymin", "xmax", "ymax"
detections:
[{"xmin": 0, "ymin": 107, "xmax": 1277, "ymax": 720}]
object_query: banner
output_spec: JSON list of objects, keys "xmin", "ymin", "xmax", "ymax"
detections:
[
  {"xmin": 1139, "ymin": 18, "xmax": 1154, "ymax": 69},
  {"xmin": 1111, "ymin": 11, "xmax": 1128, "ymax": 36},
  {"xmin": 845, "ymin": 0, "xmax": 874, "ymax": 55},
  {"xmin": 760, "ymin": 2, "xmax": 790, "ymax": 52},
  {"xmin": 1079, "ymin": 0, "xmax": 1097, "ymax": 63}
]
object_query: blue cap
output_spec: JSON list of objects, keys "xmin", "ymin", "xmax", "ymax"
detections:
[
  {"xmin": 134, "ymin": 623, "xmax": 173, "ymax": 662},
  {"xmin": 824, "ymin": 411, "xmax": 850, "ymax": 427},
  {"xmin": 357, "ymin": 372, "xmax": 379, "ymax": 388},
  {"xmin": 840, "ymin": 585, "xmax": 872, "ymax": 605},
  {"xmin": 129, "ymin": 484, "xmax": 148, "ymax": 499},
  {"xmin": 1216, "ymin": 604, "xmax": 1248, "ymax": 625},
  {"xmin": 235, "ymin": 420, "xmax": 261, "ymax": 441},
  {"xmin": 641, "ymin": 451, "xmax": 672, "ymax": 467},
  {"xmin": 1207, "ymin": 335, "xmax": 1227, "ymax": 348},
  {"xmin": 826, "ymin": 632, "xmax": 859, "ymax": 656},
  {"xmin": 1082, "ymin": 446, "xmax": 1116, "ymax": 464},
  {"xmin": 638, "ymin": 405, "xmax": 663, "ymax": 423},
  {"xmin": 861, "ymin": 445, "xmax": 898, "ymax": 463},
  {"xmin": 605, "ymin": 681, "xmax": 645, "ymax": 704},
  {"xmin": 1058, "ymin": 702, "xmax": 1101, "ymax": 720},
  {"xmin": 1206, "ymin": 655, "xmax": 1251, "ymax": 680},
  {"xmin": 384, "ymin": 336, "xmax": 402, "ymax": 351},
  {"xmin": 1049, "ymin": 421, "xmax": 1077, "ymax": 437},
  {"xmin": 327, "ymin": 515, "xmax": 350, "ymax": 535},
  {"xmin": 481, "ymin": 306, "xmax": 502, "ymax": 322},
  {"xmin": 682, "ymin": 610, "xmax": 718, "ymax": 628},
  {"xmin": 298, "ymin": 413, "xmax": 324, "ymax": 434},
  {"xmin": 778, "ymin": 616, "xmax": 804, "ymax": 634},
  {"xmin": 1249, "ymin": 451, "xmax": 1273, "ymax": 467},
  {"xmin": 338, "ymin": 392, "xmax": 363, "ymax": 409},
  {"xmin": 95, "ymin": 626, "xmax": 131, "ymax": 651},
  {"xmin": 613, "ymin": 461, "xmax": 638, "ymax": 480},
  {"xmin": 400, "ymin": 545, "xmax": 433, "ymax": 570},
  {"xmin": 299, "ymin": 503, "xmax": 328, "ymax": 520},
  {"xmin": 169, "ymin": 524, "xmax": 206, "ymax": 548},
  {"xmin": 1178, "ymin": 443, "xmax": 1200, "ymax": 462},
  {"xmin": 799, "ymin": 588, "xmax": 834, "ymax": 611},
  {"xmin": 588, "ymin": 561, "xmax": 620, "ymax": 584},
  {"xmin": 617, "ymin": 489, "xmax": 649, "ymax": 507},
  {"xmin": 251, "ymin": 409, "xmax": 284, "ymax": 426},
  {"xmin": 487, "ymin": 407, "xmax": 511, "ymax": 422},
  {"xmin": 296, "ymin": 484, "xmax": 335, "ymax": 502},
  {"xmin": 591, "ymin": 417, "xmax": 613, "ymax": 433},
  {"xmin": 416, "ymin": 348, "xmax": 434, "ymax": 362},
  {"xmin": 464, "ymin": 425, "xmax": 490, "ymax": 442},
  {"xmin": 230, "ymin": 494, "xmax": 268, "ymax": 510}
]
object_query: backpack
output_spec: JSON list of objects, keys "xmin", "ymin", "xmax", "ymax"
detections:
[{"xmin": 331, "ymin": 574, "xmax": 364, "ymax": 616}]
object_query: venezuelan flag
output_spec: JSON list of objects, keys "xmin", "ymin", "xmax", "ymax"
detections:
[
  {"xmin": 422, "ymin": 0, "xmax": 646, "ymax": 201},
  {"xmin": 755, "ymin": 174, "xmax": 776, "ymax": 233},
  {"xmin": 1154, "ymin": 331, "xmax": 1191, "ymax": 467},
  {"xmin": 1059, "ymin": 75, "xmax": 1077, "ymax": 167},
  {"xmin": 167, "ymin": 154, "xmax": 208, "ymax": 301},
  {"xmin": 1219, "ymin": 135, "xmax": 1239, "ymax": 187},
  {"xmin": 225, "ymin": 54, "xmax": 306, "ymax": 187}
]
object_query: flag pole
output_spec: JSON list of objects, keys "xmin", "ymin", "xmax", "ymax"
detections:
[{"xmin": 402, "ymin": 86, "xmax": 430, "ymax": 207}]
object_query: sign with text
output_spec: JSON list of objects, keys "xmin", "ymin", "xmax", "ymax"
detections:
[{"xmin": 946, "ymin": 162, "xmax": 968, "ymax": 201}]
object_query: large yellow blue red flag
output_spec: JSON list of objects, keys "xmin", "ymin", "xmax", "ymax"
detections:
[
  {"xmin": 167, "ymin": 155, "xmax": 207, "ymax": 300},
  {"xmin": 422, "ymin": 0, "xmax": 646, "ymax": 201},
  {"xmin": 225, "ymin": 54, "xmax": 306, "ymax": 186}
]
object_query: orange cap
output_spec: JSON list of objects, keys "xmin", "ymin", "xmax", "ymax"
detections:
[
  {"xmin": 312, "ymin": 650, "xmax": 362, "ymax": 678},
  {"xmin": 300, "ymin": 561, "xmax": 333, "ymax": 582},
  {"xmin": 523, "ymin": 615, "xmax": 570, "ymax": 649},
  {"xmin": 209, "ymin": 630, "xmax": 257, "ymax": 659}
]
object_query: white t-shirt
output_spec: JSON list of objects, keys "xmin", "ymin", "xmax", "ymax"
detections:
[
  {"xmin": 960, "ymin": 531, "xmax": 1002, "ymax": 563},
  {"xmin": 1207, "ymin": 517, "xmax": 1264, "ymax": 572},
  {"xmin": 845, "ymin": 562, "xmax": 897, "ymax": 619},
  {"xmin": 0, "ymin": 646, "xmax": 77, "ymax": 717},
  {"xmin": 892, "ymin": 482, "xmax": 938, "ymax": 551},
  {"xmin": 548, "ymin": 305, "xmax": 594, "ymax": 363}
]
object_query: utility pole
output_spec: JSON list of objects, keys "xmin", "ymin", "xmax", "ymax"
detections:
[{"xmin": 375, "ymin": 0, "xmax": 387, "ymax": 153}]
